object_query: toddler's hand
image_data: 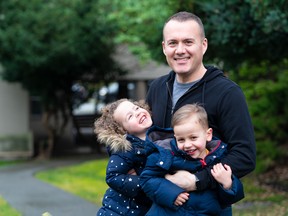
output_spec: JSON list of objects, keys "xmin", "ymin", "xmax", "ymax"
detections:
[{"xmin": 174, "ymin": 192, "xmax": 189, "ymax": 206}]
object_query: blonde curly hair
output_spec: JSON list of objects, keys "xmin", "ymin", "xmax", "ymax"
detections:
[{"xmin": 94, "ymin": 98, "xmax": 151, "ymax": 153}]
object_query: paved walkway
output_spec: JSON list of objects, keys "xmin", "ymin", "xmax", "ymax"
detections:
[{"xmin": 0, "ymin": 155, "xmax": 101, "ymax": 216}]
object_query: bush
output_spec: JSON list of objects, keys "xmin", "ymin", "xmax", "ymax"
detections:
[{"xmin": 230, "ymin": 59, "xmax": 288, "ymax": 173}]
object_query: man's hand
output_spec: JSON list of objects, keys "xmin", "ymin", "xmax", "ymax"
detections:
[{"xmin": 165, "ymin": 170, "xmax": 197, "ymax": 191}]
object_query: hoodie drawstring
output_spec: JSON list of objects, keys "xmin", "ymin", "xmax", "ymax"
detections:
[{"xmin": 201, "ymin": 81, "xmax": 207, "ymax": 108}]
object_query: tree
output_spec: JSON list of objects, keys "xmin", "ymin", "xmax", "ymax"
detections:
[
  {"xmin": 198, "ymin": 0, "xmax": 288, "ymax": 70},
  {"xmin": 0, "ymin": 0, "xmax": 120, "ymax": 158},
  {"xmin": 97, "ymin": 0, "xmax": 175, "ymax": 63}
]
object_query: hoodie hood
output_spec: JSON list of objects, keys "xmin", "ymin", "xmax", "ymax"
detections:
[
  {"xmin": 145, "ymin": 126, "xmax": 175, "ymax": 170},
  {"xmin": 166, "ymin": 65, "xmax": 224, "ymax": 86},
  {"xmin": 146, "ymin": 126, "xmax": 174, "ymax": 152},
  {"xmin": 201, "ymin": 65, "xmax": 224, "ymax": 82}
]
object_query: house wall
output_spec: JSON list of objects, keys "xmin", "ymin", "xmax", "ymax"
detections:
[
  {"xmin": 0, "ymin": 80, "xmax": 29, "ymax": 134},
  {"xmin": 0, "ymin": 80, "xmax": 32, "ymax": 159}
]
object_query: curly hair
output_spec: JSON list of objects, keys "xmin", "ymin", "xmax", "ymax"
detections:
[{"xmin": 94, "ymin": 98, "xmax": 151, "ymax": 153}]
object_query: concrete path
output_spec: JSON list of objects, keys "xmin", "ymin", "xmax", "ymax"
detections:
[{"xmin": 0, "ymin": 156, "xmax": 100, "ymax": 216}]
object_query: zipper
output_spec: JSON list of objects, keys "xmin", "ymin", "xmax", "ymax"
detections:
[{"xmin": 166, "ymin": 81, "xmax": 174, "ymax": 114}]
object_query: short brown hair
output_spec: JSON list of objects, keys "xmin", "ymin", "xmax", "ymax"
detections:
[
  {"xmin": 163, "ymin": 11, "xmax": 205, "ymax": 39},
  {"xmin": 172, "ymin": 103, "xmax": 208, "ymax": 129}
]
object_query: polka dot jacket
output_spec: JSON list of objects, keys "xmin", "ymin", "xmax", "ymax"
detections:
[{"xmin": 97, "ymin": 134, "xmax": 152, "ymax": 216}]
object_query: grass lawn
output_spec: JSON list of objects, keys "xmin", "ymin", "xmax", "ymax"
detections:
[
  {"xmin": 0, "ymin": 160, "xmax": 25, "ymax": 167},
  {"xmin": 0, "ymin": 196, "xmax": 21, "ymax": 216},
  {"xmin": 232, "ymin": 172, "xmax": 288, "ymax": 215},
  {"xmin": 35, "ymin": 158, "xmax": 109, "ymax": 206}
]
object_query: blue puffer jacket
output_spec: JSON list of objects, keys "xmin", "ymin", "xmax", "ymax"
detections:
[
  {"xmin": 140, "ymin": 126, "xmax": 244, "ymax": 216},
  {"xmin": 97, "ymin": 135, "xmax": 152, "ymax": 216}
]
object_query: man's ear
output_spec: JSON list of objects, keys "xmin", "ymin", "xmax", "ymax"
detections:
[
  {"xmin": 162, "ymin": 41, "xmax": 167, "ymax": 56},
  {"xmin": 202, "ymin": 38, "xmax": 208, "ymax": 55}
]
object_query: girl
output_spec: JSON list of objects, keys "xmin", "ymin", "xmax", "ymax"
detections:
[{"xmin": 94, "ymin": 99, "xmax": 153, "ymax": 216}]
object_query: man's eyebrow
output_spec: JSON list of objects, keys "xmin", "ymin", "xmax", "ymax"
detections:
[
  {"xmin": 167, "ymin": 39, "xmax": 176, "ymax": 42},
  {"xmin": 185, "ymin": 38, "xmax": 195, "ymax": 41}
]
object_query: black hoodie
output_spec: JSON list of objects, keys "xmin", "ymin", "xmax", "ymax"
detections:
[{"xmin": 146, "ymin": 65, "xmax": 256, "ymax": 190}]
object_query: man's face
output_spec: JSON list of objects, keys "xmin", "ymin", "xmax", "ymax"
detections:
[{"xmin": 162, "ymin": 20, "xmax": 207, "ymax": 79}]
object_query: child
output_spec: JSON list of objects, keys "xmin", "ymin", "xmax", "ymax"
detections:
[
  {"xmin": 140, "ymin": 104, "xmax": 244, "ymax": 216},
  {"xmin": 94, "ymin": 98, "xmax": 153, "ymax": 216}
]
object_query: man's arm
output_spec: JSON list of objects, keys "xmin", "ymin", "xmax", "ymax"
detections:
[
  {"xmin": 165, "ymin": 170, "xmax": 197, "ymax": 191},
  {"xmin": 165, "ymin": 167, "xmax": 219, "ymax": 191},
  {"xmin": 217, "ymin": 86, "xmax": 256, "ymax": 177}
]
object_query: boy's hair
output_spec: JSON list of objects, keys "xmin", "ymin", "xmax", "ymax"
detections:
[
  {"xmin": 171, "ymin": 103, "xmax": 208, "ymax": 129},
  {"xmin": 94, "ymin": 98, "xmax": 150, "ymax": 153},
  {"xmin": 163, "ymin": 11, "xmax": 205, "ymax": 39}
]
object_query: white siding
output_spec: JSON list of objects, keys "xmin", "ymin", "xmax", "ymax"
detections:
[{"xmin": 0, "ymin": 80, "xmax": 29, "ymax": 135}]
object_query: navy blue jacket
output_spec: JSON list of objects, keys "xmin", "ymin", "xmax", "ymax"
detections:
[
  {"xmin": 146, "ymin": 66, "xmax": 256, "ymax": 190},
  {"xmin": 97, "ymin": 135, "xmax": 151, "ymax": 216},
  {"xmin": 140, "ymin": 126, "xmax": 244, "ymax": 216}
]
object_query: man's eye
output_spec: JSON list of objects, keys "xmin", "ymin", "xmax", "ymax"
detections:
[{"xmin": 168, "ymin": 41, "xmax": 177, "ymax": 46}]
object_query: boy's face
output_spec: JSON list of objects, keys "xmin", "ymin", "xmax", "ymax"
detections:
[
  {"xmin": 113, "ymin": 101, "xmax": 153, "ymax": 139},
  {"xmin": 174, "ymin": 115, "xmax": 212, "ymax": 159}
]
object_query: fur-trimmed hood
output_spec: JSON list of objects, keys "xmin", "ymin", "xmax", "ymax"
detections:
[{"xmin": 97, "ymin": 129, "xmax": 132, "ymax": 153}]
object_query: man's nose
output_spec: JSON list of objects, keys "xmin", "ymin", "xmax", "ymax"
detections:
[{"xmin": 176, "ymin": 43, "xmax": 185, "ymax": 54}]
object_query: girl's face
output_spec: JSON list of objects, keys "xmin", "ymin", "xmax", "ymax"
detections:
[
  {"xmin": 174, "ymin": 115, "xmax": 212, "ymax": 159},
  {"xmin": 113, "ymin": 101, "xmax": 153, "ymax": 139}
]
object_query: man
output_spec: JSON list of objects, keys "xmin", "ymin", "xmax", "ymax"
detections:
[{"xmin": 146, "ymin": 11, "xmax": 256, "ymax": 215}]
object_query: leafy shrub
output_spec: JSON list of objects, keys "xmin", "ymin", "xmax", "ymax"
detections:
[{"xmin": 230, "ymin": 59, "xmax": 288, "ymax": 173}]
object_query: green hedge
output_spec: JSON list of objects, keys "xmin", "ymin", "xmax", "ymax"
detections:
[
  {"xmin": 230, "ymin": 59, "xmax": 288, "ymax": 173},
  {"xmin": 0, "ymin": 133, "xmax": 33, "ymax": 159}
]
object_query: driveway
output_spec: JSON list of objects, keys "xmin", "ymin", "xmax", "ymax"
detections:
[{"xmin": 0, "ymin": 156, "xmax": 100, "ymax": 216}]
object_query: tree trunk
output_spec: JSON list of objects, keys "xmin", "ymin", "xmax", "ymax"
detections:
[{"xmin": 37, "ymin": 111, "xmax": 56, "ymax": 159}]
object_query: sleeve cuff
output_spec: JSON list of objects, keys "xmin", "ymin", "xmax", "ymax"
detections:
[{"xmin": 195, "ymin": 167, "xmax": 217, "ymax": 191}]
